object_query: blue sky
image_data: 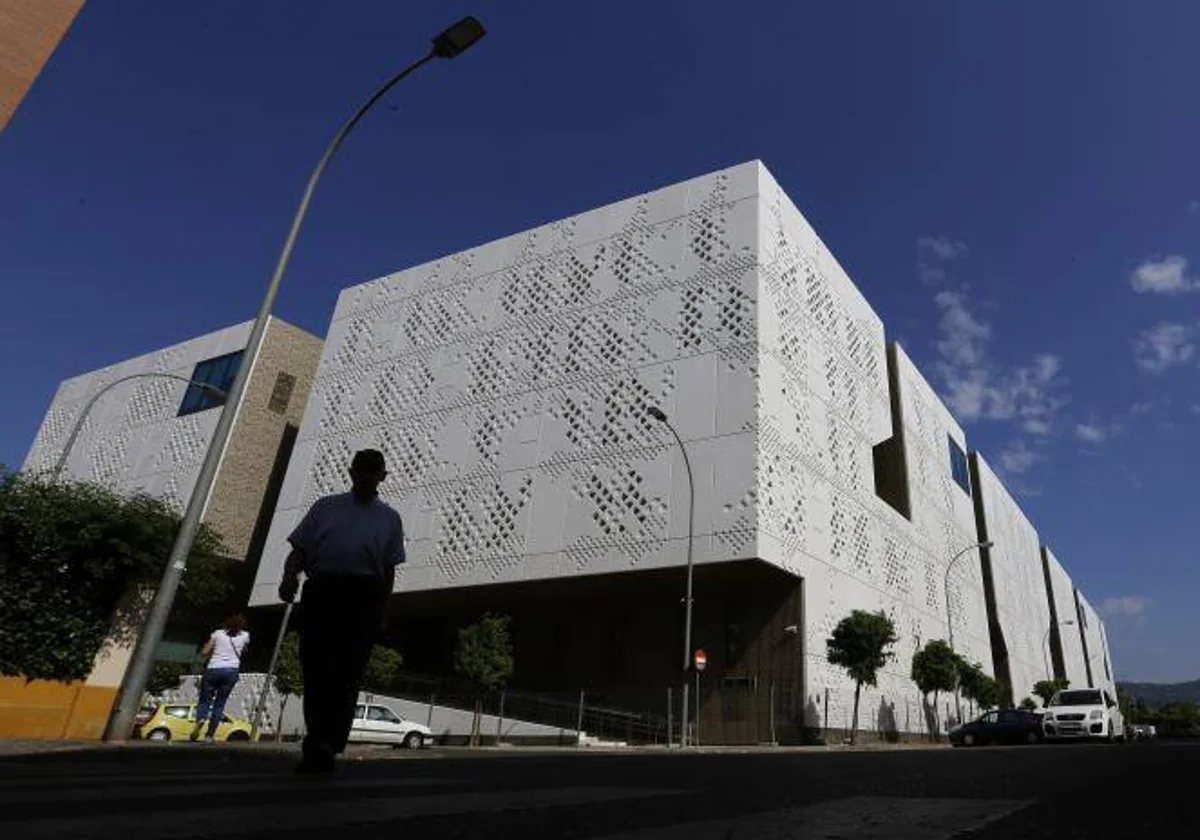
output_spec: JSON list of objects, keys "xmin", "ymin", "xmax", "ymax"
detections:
[{"xmin": 1, "ymin": 1, "xmax": 1196, "ymax": 682}]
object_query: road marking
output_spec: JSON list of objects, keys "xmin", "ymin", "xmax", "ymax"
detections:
[
  {"xmin": 0, "ymin": 775, "xmax": 456, "ymax": 804},
  {"xmin": 0, "ymin": 785, "xmax": 680, "ymax": 838},
  {"xmin": 595, "ymin": 796, "xmax": 1033, "ymax": 839}
]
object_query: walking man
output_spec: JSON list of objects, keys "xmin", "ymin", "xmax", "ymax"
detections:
[{"xmin": 279, "ymin": 449, "xmax": 405, "ymax": 773}]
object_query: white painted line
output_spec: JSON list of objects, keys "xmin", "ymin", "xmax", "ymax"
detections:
[
  {"xmin": 595, "ymin": 796, "xmax": 1033, "ymax": 839},
  {"xmin": 1, "ymin": 785, "xmax": 681, "ymax": 838}
]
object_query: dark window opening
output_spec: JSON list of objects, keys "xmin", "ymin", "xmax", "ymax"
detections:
[
  {"xmin": 872, "ymin": 436, "xmax": 911, "ymax": 519},
  {"xmin": 268, "ymin": 371, "xmax": 296, "ymax": 415},
  {"xmin": 178, "ymin": 350, "xmax": 244, "ymax": 416},
  {"xmin": 949, "ymin": 436, "xmax": 970, "ymax": 494}
]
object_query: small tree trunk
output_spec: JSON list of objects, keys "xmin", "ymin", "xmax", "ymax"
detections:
[
  {"xmin": 850, "ymin": 681, "xmax": 861, "ymax": 745},
  {"xmin": 932, "ymin": 690, "xmax": 940, "ymax": 742},
  {"xmin": 471, "ymin": 696, "xmax": 482, "ymax": 747},
  {"xmin": 275, "ymin": 695, "xmax": 289, "ymax": 743}
]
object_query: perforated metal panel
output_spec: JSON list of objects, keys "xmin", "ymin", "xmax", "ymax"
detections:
[
  {"xmin": 252, "ymin": 163, "xmax": 763, "ymax": 604},
  {"xmin": 972, "ymin": 454, "xmax": 1053, "ymax": 704},
  {"xmin": 22, "ymin": 322, "xmax": 253, "ymax": 511},
  {"xmin": 1043, "ymin": 547, "xmax": 1088, "ymax": 686}
]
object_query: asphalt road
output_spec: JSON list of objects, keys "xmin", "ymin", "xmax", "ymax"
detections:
[{"xmin": 1, "ymin": 740, "xmax": 1195, "ymax": 839}]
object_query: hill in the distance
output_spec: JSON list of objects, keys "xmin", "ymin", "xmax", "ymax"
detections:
[{"xmin": 1119, "ymin": 679, "xmax": 1200, "ymax": 706}]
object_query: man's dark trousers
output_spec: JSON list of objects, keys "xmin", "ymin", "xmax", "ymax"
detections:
[{"xmin": 299, "ymin": 574, "xmax": 386, "ymax": 759}]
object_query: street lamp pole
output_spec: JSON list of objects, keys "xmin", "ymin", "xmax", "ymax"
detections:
[
  {"xmin": 1042, "ymin": 619, "xmax": 1075, "ymax": 682},
  {"xmin": 49, "ymin": 374, "xmax": 226, "ymax": 478},
  {"xmin": 944, "ymin": 540, "xmax": 993, "ymax": 723},
  {"xmin": 648, "ymin": 407, "xmax": 695, "ymax": 748},
  {"xmin": 103, "ymin": 16, "xmax": 488, "ymax": 741}
]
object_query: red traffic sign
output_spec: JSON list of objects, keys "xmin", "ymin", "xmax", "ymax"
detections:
[{"xmin": 694, "ymin": 649, "xmax": 707, "ymax": 671}]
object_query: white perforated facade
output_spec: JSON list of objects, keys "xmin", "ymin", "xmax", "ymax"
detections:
[
  {"xmin": 1076, "ymin": 592, "xmax": 1115, "ymax": 696},
  {"xmin": 1042, "ymin": 547, "xmax": 1088, "ymax": 686},
  {"xmin": 24, "ymin": 322, "xmax": 253, "ymax": 512},
  {"xmin": 970, "ymin": 453, "xmax": 1054, "ymax": 704},
  {"xmin": 247, "ymin": 160, "xmax": 1111, "ymax": 739}
]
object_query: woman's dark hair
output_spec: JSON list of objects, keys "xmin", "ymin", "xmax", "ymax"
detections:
[{"xmin": 223, "ymin": 613, "xmax": 248, "ymax": 636}]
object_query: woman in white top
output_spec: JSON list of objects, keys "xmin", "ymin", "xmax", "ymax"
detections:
[{"xmin": 191, "ymin": 614, "xmax": 250, "ymax": 742}]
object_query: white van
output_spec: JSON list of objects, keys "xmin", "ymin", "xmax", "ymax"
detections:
[{"xmin": 1042, "ymin": 688, "xmax": 1125, "ymax": 742}]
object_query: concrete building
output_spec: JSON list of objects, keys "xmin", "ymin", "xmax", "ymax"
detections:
[
  {"xmin": 247, "ymin": 160, "xmax": 1113, "ymax": 743},
  {"xmin": 14, "ymin": 161, "xmax": 1117, "ymax": 743},
  {"xmin": 4, "ymin": 317, "xmax": 321, "ymax": 739},
  {"xmin": 0, "ymin": 0, "xmax": 85, "ymax": 130}
]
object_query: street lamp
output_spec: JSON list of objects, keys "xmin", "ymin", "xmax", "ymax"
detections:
[
  {"xmin": 647, "ymin": 406, "xmax": 696, "ymax": 748},
  {"xmin": 1042, "ymin": 619, "xmax": 1075, "ymax": 682},
  {"xmin": 944, "ymin": 539, "xmax": 993, "ymax": 722},
  {"xmin": 103, "ymin": 16, "xmax": 488, "ymax": 741},
  {"xmin": 50, "ymin": 373, "xmax": 226, "ymax": 478}
]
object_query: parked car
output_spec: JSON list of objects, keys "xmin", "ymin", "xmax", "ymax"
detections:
[
  {"xmin": 1042, "ymin": 688, "xmax": 1126, "ymax": 742},
  {"xmin": 136, "ymin": 702, "xmax": 253, "ymax": 742},
  {"xmin": 950, "ymin": 709, "xmax": 1044, "ymax": 746},
  {"xmin": 347, "ymin": 702, "xmax": 433, "ymax": 749}
]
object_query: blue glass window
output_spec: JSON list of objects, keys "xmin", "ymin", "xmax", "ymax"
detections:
[
  {"xmin": 177, "ymin": 350, "xmax": 244, "ymax": 416},
  {"xmin": 948, "ymin": 435, "xmax": 970, "ymax": 494}
]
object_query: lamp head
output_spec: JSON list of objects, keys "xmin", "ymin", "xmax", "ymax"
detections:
[{"xmin": 433, "ymin": 16, "xmax": 486, "ymax": 58}]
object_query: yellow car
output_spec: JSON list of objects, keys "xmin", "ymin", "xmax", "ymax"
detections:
[{"xmin": 136, "ymin": 701, "xmax": 254, "ymax": 742}]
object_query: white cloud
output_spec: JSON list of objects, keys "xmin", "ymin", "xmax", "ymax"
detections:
[
  {"xmin": 998, "ymin": 440, "xmax": 1038, "ymax": 474},
  {"xmin": 1099, "ymin": 595, "xmax": 1151, "ymax": 618},
  {"xmin": 918, "ymin": 237, "xmax": 1070, "ymax": 482},
  {"xmin": 917, "ymin": 237, "xmax": 968, "ymax": 285},
  {"xmin": 1189, "ymin": 200, "xmax": 1200, "ymax": 214},
  {"xmin": 1133, "ymin": 322, "xmax": 1197, "ymax": 374},
  {"xmin": 1191, "ymin": 404, "xmax": 1200, "ymax": 415},
  {"xmin": 1074, "ymin": 423, "xmax": 1107, "ymax": 444},
  {"xmin": 1130, "ymin": 399, "xmax": 1159, "ymax": 415},
  {"xmin": 1130, "ymin": 255, "xmax": 1196, "ymax": 294}
]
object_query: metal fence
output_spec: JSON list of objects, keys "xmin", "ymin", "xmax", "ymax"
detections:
[{"xmin": 380, "ymin": 672, "xmax": 677, "ymax": 745}]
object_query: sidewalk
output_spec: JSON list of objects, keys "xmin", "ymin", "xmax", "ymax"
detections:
[{"xmin": 0, "ymin": 737, "xmax": 950, "ymax": 760}]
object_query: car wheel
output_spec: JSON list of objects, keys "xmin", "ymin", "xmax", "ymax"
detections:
[
  {"xmin": 147, "ymin": 728, "xmax": 171, "ymax": 742},
  {"xmin": 962, "ymin": 733, "xmax": 975, "ymax": 747},
  {"xmin": 226, "ymin": 731, "xmax": 250, "ymax": 742},
  {"xmin": 403, "ymin": 732, "xmax": 424, "ymax": 750}
]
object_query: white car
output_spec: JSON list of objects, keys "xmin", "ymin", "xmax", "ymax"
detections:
[
  {"xmin": 1042, "ymin": 688, "xmax": 1126, "ymax": 742},
  {"xmin": 348, "ymin": 702, "xmax": 433, "ymax": 749}
]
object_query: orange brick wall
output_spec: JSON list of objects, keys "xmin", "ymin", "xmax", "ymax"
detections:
[
  {"xmin": 0, "ymin": 676, "xmax": 116, "ymax": 739},
  {"xmin": 0, "ymin": 0, "xmax": 85, "ymax": 130}
]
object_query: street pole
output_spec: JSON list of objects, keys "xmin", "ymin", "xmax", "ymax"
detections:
[
  {"xmin": 103, "ymin": 16, "xmax": 488, "ymax": 741},
  {"xmin": 50, "ymin": 374, "xmax": 225, "ymax": 478},
  {"xmin": 647, "ymin": 407, "xmax": 695, "ymax": 749},
  {"xmin": 943, "ymin": 540, "xmax": 992, "ymax": 724}
]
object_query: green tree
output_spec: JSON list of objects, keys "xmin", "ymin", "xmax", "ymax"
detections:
[
  {"xmin": 911, "ymin": 640, "xmax": 958, "ymax": 739},
  {"xmin": 957, "ymin": 659, "xmax": 1002, "ymax": 712},
  {"xmin": 362, "ymin": 645, "xmax": 403, "ymax": 693},
  {"xmin": 1019, "ymin": 696, "xmax": 1038, "ymax": 712},
  {"xmin": 146, "ymin": 661, "xmax": 187, "ymax": 697},
  {"xmin": 0, "ymin": 470, "xmax": 228, "ymax": 682},
  {"xmin": 1032, "ymin": 678, "xmax": 1070, "ymax": 707},
  {"xmin": 825, "ymin": 610, "xmax": 898, "ymax": 745},
  {"xmin": 454, "ymin": 613, "xmax": 515, "ymax": 746},
  {"xmin": 272, "ymin": 632, "xmax": 304, "ymax": 741}
]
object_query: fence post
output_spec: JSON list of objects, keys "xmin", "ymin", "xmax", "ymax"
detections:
[
  {"xmin": 770, "ymin": 680, "xmax": 777, "ymax": 745},
  {"xmin": 667, "ymin": 686, "xmax": 673, "ymax": 748},
  {"xmin": 576, "ymin": 689, "xmax": 586, "ymax": 746},
  {"xmin": 824, "ymin": 687, "xmax": 830, "ymax": 739},
  {"xmin": 427, "ymin": 693, "xmax": 435, "ymax": 728},
  {"xmin": 496, "ymin": 689, "xmax": 506, "ymax": 745}
]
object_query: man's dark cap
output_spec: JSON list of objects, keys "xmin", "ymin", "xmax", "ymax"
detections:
[{"xmin": 351, "ymin": 449, "xmax": 386, "ymax": 472}]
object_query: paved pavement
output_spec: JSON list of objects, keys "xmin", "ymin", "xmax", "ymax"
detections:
[{"xmin": 0, "ymin": 739, "xmax": 1195, "ymax": 838}]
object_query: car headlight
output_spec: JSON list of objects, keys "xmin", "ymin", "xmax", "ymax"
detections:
[
  {"xmin": 1089, "ymin": 709, "xmax": 1104, "ymax": 720},
  {"xmin": 1043, "ymin": 712, "xmax": 1055, "ymax": 721}
]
